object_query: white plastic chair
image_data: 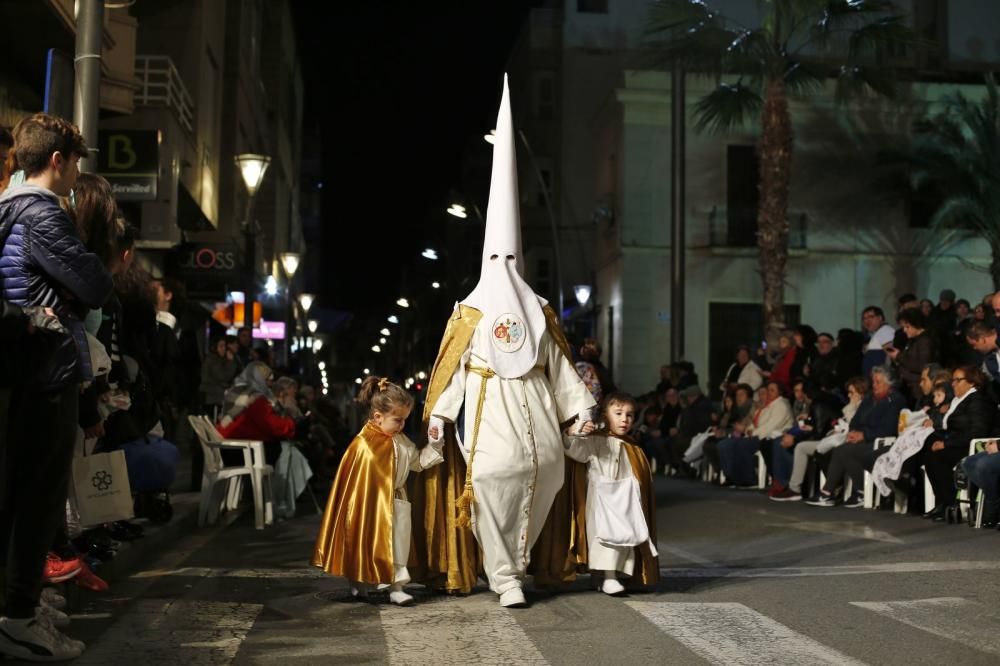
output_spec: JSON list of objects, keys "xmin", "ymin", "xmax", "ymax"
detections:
[
  {"xmin": 755, "ymin": 450, "xmax": 768, "ymax": 489},
  {"xmin": 188, "ymin": 415, "xmax": 274, "ymax": 530},
  {"xmin": 966, "ymin": 438, "xmax": 995, "ymax": 528},
  {"xmin": 864, "ymin": 437, "xmax": 895, "ymax": 509}
]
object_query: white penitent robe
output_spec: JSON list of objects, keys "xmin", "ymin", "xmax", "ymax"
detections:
[
  {"xmin": 563, "ymin": 435, "xmax": 638, "ymax": 576},
  {"xmin": 431, "ymin": 328, "xmax": 595, "ymax": 594},
  {"xmin": 388, "ymin": 435, "xmax": 444, "ymax": 586}
]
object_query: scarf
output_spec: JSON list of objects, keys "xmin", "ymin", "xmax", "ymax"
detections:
[{"xmin": 219, "ymin": 361, "xmax": 274, "ymax": 428}]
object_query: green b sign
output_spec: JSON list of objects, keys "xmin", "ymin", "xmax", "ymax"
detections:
[{"xmin": 97, "ymin": 130, "xmax": 158, "ymax": 201}]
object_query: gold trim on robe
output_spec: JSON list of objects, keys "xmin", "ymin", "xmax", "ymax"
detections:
[{"xmin": 311, "ymin": 421, "xmax": 397, "ymax": 585}]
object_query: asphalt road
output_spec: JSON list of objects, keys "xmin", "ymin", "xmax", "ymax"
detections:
[{"xmin": 46, "ymin": 477, "xmax": 1000, "ymax": 665}]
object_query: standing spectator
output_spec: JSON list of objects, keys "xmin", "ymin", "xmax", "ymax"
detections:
[
  {"xmin": 790, "ymin": 325, "xmax": 818, "ymax": 381},
  {"xmin": 931, "ymin": 289, "xmax": 958, "ymax": 333},
  {"xmin": 886, "ymin": 309, "xmax": 936, "ymax": 405},
  {"xmin": 0, "ymin": 113, "xmax": 112, "ymax": 659},
  {"xmin": 673, "ymin": 361, "xmax": 698, "ymax": 391},
  {"xmin": 199, "ymin": 334, "xmax": 239, "ymax": 417},
  {"xmin": 966, "ymin": 321, "xmax": 1000, "ymax": 392},
  {"xmin": 955, "ymin": 299, "xmax": 971, "ymax": 323},
  {"xmin": 808, "ymin": 332, "xmax": 840, "ymax": 391},
  {"xmin": 655, "ymin": 364, "xmax": 673, "ymax": 394},
  {"xmin": 151, "ymin": 278, "xmax": 182, "ymax": 440},
  {"xmin": 764, "ymin": 330, "xmax": 797, "ymax": 394},
  {"xmin": 0, "ymin": 127, "xmax": 12, "ymax": 187},
  {"xmin": 719, "ymin": 345, "xmax": 763, "ymax": 397},
  {"xmin": 807, "ymin": 366, "xmax": 904, "ymax": 508},
  {"xmin": 235, "ymin": 326, "xmax": 254, "ymax": 366},
  {"xmin": 861, "ymin": 306, "xmax": 895, "ymax": 377},
  {"xmin": 922, "ymin": 366, "xmax": 995, "ymax": 521}
]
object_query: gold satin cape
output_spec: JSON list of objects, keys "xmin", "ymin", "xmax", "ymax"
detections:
[
  {"xmin": 409, "ymin": 303, "xmax": 590, "ymax": 593},
  {"xmin": 311, "ymin": 421, "xmax": 397, "ymax": 585},
  {"xmin": 620, "ymin": 437, "xmax": 660, "ymax": 587}
]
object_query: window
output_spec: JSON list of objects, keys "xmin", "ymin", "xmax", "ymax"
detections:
[
  {"xmin": 726, "ymin": 145, "xmax": 759, "ymax": 246},
  {"xmin": 577, "ymin": 0, "xmax": 608, "ymax": 13}
]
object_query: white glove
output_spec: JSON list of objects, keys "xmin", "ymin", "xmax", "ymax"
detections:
[{"xmin": 428, "ymin": 416, "xmax": 446, "ymax": 445}]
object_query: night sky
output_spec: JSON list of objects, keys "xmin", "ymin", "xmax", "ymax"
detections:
[{"xmin": 292, "ymin": 2, "xmax": 535, "ymax": 320}]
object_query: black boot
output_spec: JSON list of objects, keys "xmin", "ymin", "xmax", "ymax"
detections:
[
  {"xmin": 982, "ymin": 500, "xmax": 1000, "ymax": 529},
  {"xmin": 923, "ymin": 505, "xmax": 947, "ymax": 521}
]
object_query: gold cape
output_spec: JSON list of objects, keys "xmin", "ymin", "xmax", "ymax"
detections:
[
  {"xmin": 311, "ymin": 421, "xmax": 397, "ymax": 585},
  {"xmin": 621, "ymin": 437, "xmax": 660, "ymax": 587},
  {"xmin": 409, "ymin": 303, "xmax": 590, "ymax": 593}
]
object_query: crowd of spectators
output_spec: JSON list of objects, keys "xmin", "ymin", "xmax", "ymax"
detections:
[{"xmin": 632, "ymin": 288, "xmax": 1000, "ymax": 533}]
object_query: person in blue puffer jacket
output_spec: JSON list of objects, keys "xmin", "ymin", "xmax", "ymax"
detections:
[{"xmin": 0, "ymin": 113, "xmax": 112, "ymax": 660}]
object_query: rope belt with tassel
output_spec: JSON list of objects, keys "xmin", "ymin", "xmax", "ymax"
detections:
[{"xmin": 455, "ymin": 365, "xmax": 496, "ymax": 528}]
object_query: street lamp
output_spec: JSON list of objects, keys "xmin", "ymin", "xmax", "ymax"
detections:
[
  {"xmin": 574, "ymin": 285, "xmax": 592, "ymax": 307},
  {"xmin": 372, "ymin": 345, "xmax": 382, "ymax": 353},
  {"xmin": 235, "ymin": 153, "xmax": 271, "ymax": 330},
  {"xmin": 264, "ymin": 275, "xmax": 278, "ymax": 296},
  {"xmin": 280, "ymin": 252, "xmax": 300, "ymax": 278},
  {"xmin": 379, "ymin": 337, "xmax": 387, "ymax": 344},
  {"xmin": 431, "ymin": 281, "xmax": 441, "ymax": 289},
  {"xmin": 421, "ymin": 248, "xmax": 439, "ymax": 260},
  {"xmin": 446, "ymin": 204, "xmax": 468, "ymax": 219},
  {"xmin": 380, "ymin": 328, "xmax": 390, "ymax": 336},
  {"xmin": 387, "ymin": 315, "xmax": 399, "ymax": 324},
  {"xmin": 396, "ymin": 298, "xmax": 410, "ymax": 308},
  {"xmin": 308, "ymin": 319, "xmax": 319, "ymax": 333},
  {"xmin": 298, "ymin": 292, "xmax": 316, "ymax": 315}
]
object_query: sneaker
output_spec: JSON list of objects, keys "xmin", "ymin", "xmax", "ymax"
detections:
[
  {"xmin": 73, "ymin": 562, "xmax": 109, "ymax": 593},
  {"xmin": 806, "ymin": 494, "xmax": 838, "ymax": 508},
  {"xmin": 35, "ymin": 605, "xmax": 69, "ymax": 629},
  {"xmin": 600, "ymin": 578, "xmax": 626, "ymax": 596},
  {"xmin": 43, "ymin": 554, "xmax": 81, "ymax": 584},
  {"xmin": 769, "ymin": 488, "xmax": 802, "ymax": 502},
  {"xmin": 843, "ymin": 493, "xmax": 865, "ymax": 509},
  {"xmin": 766, "ymin": 481, "xmax": 786, "ymax": 498},
  {"xmin": 33, "ymin": 613, "xmax": 84, "ymax": 655},
  {"xmin": 39, "ymin": 589, "xmax": 67, "ymax": 612},
  {"xmin": 0, "ymin": 616, "xmax": 82, "ymax": 661},
  {"xmin": 388, "ymin": 584, "xmax": 414, "ymax": 606}
]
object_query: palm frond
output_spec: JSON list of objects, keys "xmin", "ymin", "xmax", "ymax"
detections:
[
  {"xmin": 846, "ymin": 16, "xmax": 915, "ymax": 62},
  {"xmin": 782, "ymin": 58, "xmax": 828, "ymax": 95},
  {"xmin": 692, "ymin": 82, "xmax": 764, "ymax": 133},
  {"xmin": 834, "ymin": 64, "xmax": 897, "ymax": 101}
]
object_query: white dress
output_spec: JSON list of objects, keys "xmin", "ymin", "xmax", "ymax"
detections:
[
  {"xmin": 564, "ymin": 435, "xmax": 647, "ymax": 576},
  {"xmin": 431, "ymin": 328, "xmax": 595, "ymax": 594},
  {"xmin": 388, "ymin": 434, "xmax": 443, "ymax": 586}
]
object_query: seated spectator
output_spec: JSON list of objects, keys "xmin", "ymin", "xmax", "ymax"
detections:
[
  {"xmin": 703, "ymin": 384, "xmax": 754, "ymax": 476},
  {"xmin": 767, "ymin": 380, "xmax": 843, "ymax": 498},
  {"xmin": 807, "ymin": 366, "xmax": 904, "ymax": 508},
  {"xmin": 886, "ymin": 309, "xmax": 936, "ymax": 405},
  {"xmin": 666, "ymin": 384, "xmax": 713, "ymax": 474},
  {"xmin": 660, "ymin": 387, "xmax": 681, "ymax": 433},
  {"xmin": 673, "ymin": 361, "xmax": 698, "ymax": 391},
  {"xmin": 217, "ymin": 362, "xmax": 297, "ymax": 465},
  {"xmin": 771, "ymin": 377, "xmax": 867, "ymax": 502},
  {"xmin": 636, "ymin": 405, "xmax": 666, "ymax": 470},
  {"xmin": 717, "ymin": 381, "xmax": 793, "ymax": 487},
  {"xmin": 719, "ymin": 345, "xmax": 764, "ymax": 397},
  {"xmin": 274, "ymin": 376, "xmax": 303, "ymax": 418},
  {"xmin": 861, "ymin": 306, "xmax": 895, "ymax": 377},
  {"xmin": 962, "ymin": 439, "xmax": 1000, "ymax": 527},
  {"xmin": 790, "ymin": 325, "xmax": 818, "ymax": 382},
  {"xmin": 915, "ymin": 363, "xmax": 953, "ymax": 412},
  {"xmin": 922, "ymin": 365, "xmax": 995, "ymax": 521}
]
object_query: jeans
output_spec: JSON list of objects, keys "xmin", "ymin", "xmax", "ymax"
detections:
[
  {"xmin": 719, "ymin": 436, "xmax": 761, "ymax": 486},
  {"xmin": 0, "ymin": 384, "xmax": 79, "ymax": 618},
  {"xmin": 771, "ymin": 438, "xmax": 795, "ymax": 487},
  {"xmin": 963, "ymin": 452, "xmax": 1000, "ymax": 503},
  {"xmin": 823, "ymin": 440, "xmax": 874, "ymax": 497}
]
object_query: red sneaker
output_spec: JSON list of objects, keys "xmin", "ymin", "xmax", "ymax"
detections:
[
  {"xmin": 766, "ymin": 481, "xmax": 787, "ymax": 498},
  {"xmin": 74, "ymin": 561, "xmax": 109, "ymax": 592},
  {"xmin": 43, "ymin": 553, "xmax": 82, "ymax": 584}
]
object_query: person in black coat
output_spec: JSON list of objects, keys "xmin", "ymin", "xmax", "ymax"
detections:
[
  {"xmin": 667, "ymin": 384, "xmax": 713, "ymax": 473},
  {"xmin": 922, "ymin": 365, "xmax": 997, "ymax": 521}
]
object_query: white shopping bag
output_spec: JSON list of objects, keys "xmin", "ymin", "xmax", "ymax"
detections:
[
  {"xmin": 589, "ymin": 472, "xmax": 649, "ymax": 549},
  {"xmin": 72, "ymin": 450, "xmax": 134, "ymax": 526}
]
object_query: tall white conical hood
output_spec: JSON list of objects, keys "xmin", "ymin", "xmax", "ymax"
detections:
[{"xmin": 460, "ymin": 74, "xmax": 547, "ymax": 379}]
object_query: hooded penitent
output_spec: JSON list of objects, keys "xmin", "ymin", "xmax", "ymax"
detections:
[{"xmin": 459, "ymin": 74, "xmax": 546, "ymax": 380}]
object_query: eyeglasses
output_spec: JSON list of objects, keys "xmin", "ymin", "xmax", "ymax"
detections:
[{"xmin": 952, "ymin": 376, "xmax": 969, "ymax": 384}]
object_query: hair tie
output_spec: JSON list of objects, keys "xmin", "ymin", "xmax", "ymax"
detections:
[{"xmin": 378, "ymin": 377, "xmax": 390, "ymax": 392}]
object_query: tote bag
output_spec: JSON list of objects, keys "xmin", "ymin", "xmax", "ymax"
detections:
[
  {"xmin": 72, "ymin": 449, "xmax": 134, "ymax": 526},
  {"xmin": 588, "ymin": 472, "xmax": 649, "ymax": 548}
]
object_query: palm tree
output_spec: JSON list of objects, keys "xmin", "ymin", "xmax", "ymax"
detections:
[
  {"xmin": 902, "ymin": 75, "xmax": 1000, "ymax": 288},
  {"xmin": 645, "ymin": 0, "xmax": 918, "ymax": 340}
]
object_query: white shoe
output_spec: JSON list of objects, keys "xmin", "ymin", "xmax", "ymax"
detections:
[
  {"xmin": 388, "ymin": 585, "xmax": 414, "ymax": 606},
  {"xmin": 499, "ymin": 588, "xmax": 527, "ymax": 608},
  {"xmin": 0, "ymin": 616, "xmax": 82, "ymax": 661},
  {"xmin": 33, "ymin": 613, "xmax": 84, "ymax": 654},
  {"xmin": 40, "ymin": 589, "xmax": 67, "ymax": 612},
  {"xmin": 350, "ymin": 585, "xmax": 368, "ymax": 599},
  {"xmin": 601, "ymin": 579, "xmax": 626, "ymax": 596},
  {"xmin": 35, "ymin": 605, "xmax": 70, "ymax": 629}
]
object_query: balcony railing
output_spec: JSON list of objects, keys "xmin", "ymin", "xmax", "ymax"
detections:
[
  {"xmin": 135, "ymin": 55, "xmax": 195, "ymax": 133},
  {"xmin": 707, "ymin": 206, "xmax": 807, "ymax": 250}
]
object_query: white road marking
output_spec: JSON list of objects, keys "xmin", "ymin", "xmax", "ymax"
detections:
[
  {"xmin": 380, "ymin": 594, "xmax": 548, "ymax": 666},
  {"xmin": 851, "ymin": 597, "xmax": 1000, "ymax": 656},
  {"xmin": 76, "ymin": 599, "xmax": 263, "ymax": 665},
  {"xmin": 660, "ymin": 560, "xmax": 998, "ymax": 578},
  {"xmin": 764, "ymin": 520, "xmax": 904, "ymax": 544},
  {"xmin": 627, "ymin": 601, "xmax": 866, "ymax": 666},
  {"xmin": 656, "ymin": 542, "xmax": 721, "ymax": 567}
]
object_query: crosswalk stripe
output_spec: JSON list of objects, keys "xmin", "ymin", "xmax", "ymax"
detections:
[
  {"xmin": 379, "ymin": 595, "xmax": 548, "ymax": 666},
  {"xmin": 659, "ymin": 560, "xmax": 998, "ymax": 578},
  {"xmin": 76, "ymin": 599, "xmax": 263, "ymax": 665},
  {"xmin": 626, "ymin": 601, "xmax": 867, "ymax": 666},
  {"xmin": 851, "ymin": 597, "xmax": 1000, "ymax": 656}
]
